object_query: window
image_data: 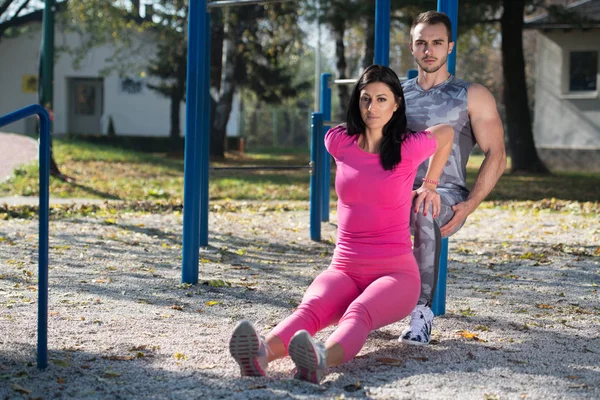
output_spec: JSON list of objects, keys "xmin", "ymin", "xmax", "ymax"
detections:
[{"xmin": 569, "ymin": 51, "xmax": 598, "ymax": 92}]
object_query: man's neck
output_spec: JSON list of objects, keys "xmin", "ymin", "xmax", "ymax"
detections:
[{"xmin": 416, "ymin": 69, "xmax": 451, "ymax": 91}]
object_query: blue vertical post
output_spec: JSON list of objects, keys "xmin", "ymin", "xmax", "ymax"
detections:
[
  {"xmin": 0, "ymin": 105, "xmax": 50, "ymax": 369},
  {"xmin": 438, "ymin": 0, "xmax": 458, "ymax": 75},
  {"xmin": 431, "ymin": 237, "xmax": 449, "ymax": 316},
  {"xmin": 319, "ymin": 73, "xmax": 332, "ymax": 222},
  {"xmin": 182, "ymin": 0, "xmax": 208, "ymax": 284},
  {"xmin": 430, "ymin": 0, "xmax": 458, "ymax": 316},
  {"xmin": 38, "ymin": 107, "xmax": 50, "ymax": 369},
  {"xmin": 310, "ymin": 112, "xmax": 323, "ymax": 241},
  {"xmin": 200, "ymin": 12, "xmax": 211, "ymax": 247},
  {"xmin": 374, "ymin": 0, "xmax": 390, "ymax": 66}
]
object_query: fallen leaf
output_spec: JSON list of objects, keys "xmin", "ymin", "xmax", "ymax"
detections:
[
  {"xmin": 174, "ymin": 352, "xmax": 187, "ymax": 360},
  {"xmin": 536, "ymin": 303, "xmax": 553, "ymax": 309},
  {"xmin": 456, "ymin": 330, "xmax": 487, "ymax": 342},
  {"xmin": 376, "ymin": 357, "xmax": 403, "ymax": 366},
  {"xmin": 52, "ymin": 358, "xmax": 71, "ymax": 367},
  {"xmin": 102, "ymin": 355, "xmax": 135, "ymax": 361},
  {"xmin": 205, "ymin": 301, "xmax": 220, "ymax": 306},
  {"xmin": 102, "ymin": 370, "xmax": 121, "ymax": 378},
  {"xmin": 11, "ymin": 384, "xmax": 31, "ymax": 395},
  {"xmin": 170, "ymin": 304, "xmax": 184, "ymax": 311}
]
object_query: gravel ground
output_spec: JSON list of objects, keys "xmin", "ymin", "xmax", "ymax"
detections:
[{"xmin": 0, "ymin": 201, "xmax": 598, "ymax": 399}]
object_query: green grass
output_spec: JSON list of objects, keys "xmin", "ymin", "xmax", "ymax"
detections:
[{"xmin": 1, "ymin": 139, "xmax": 599, "ymax": 206}]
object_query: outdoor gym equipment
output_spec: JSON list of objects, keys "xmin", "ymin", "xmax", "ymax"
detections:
[{"xmin": 0, "ymin": 104, "xmax": 51, "ymax": 369}]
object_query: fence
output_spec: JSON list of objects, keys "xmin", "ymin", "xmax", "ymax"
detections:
[{"xmin": 237, "ymin": 107, "xmax": 312, "ymax": 150}]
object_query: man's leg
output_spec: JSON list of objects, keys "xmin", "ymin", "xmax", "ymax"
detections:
[{"xmin": 400, "ymin": 189, "xmax": 467, "ymax": 345}]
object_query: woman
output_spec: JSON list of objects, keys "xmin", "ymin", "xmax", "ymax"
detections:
[{"xmin": 229, "ymin": 65, "xmax": 453, "ymax": 384}]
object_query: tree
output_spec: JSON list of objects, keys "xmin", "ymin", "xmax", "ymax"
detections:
[
  {"xmin": 0, "ymin": 0, "xmax": 72, "ymax": 180},
  {"xmin": 501, "ymin": 0, "xmax": 548, "ymax": 173},
  {"xmin": 65, "ymin": 1, "xmax": 305, "ymax": 157},
  {"xmin": 144, "ymin": 1, "xmax": 188, "ymax": 142}
]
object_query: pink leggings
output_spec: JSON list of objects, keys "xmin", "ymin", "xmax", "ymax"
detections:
[{"xmin": 270, "ymin": 253, "xmax": 420, "ymax": 363}]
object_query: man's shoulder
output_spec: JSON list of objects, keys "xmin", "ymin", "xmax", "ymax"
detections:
[
  {"xmin": 401, "ymin": 77, "xmax": 417, "ymax": 90},
  {"xmin": 448, "ymin": 76, "xmax": 473, "ymax": 91}
]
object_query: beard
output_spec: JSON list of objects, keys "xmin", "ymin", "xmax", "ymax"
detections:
[{"xmin": 416, "ymin": 54, "xmax": 448, "ymax": 73}]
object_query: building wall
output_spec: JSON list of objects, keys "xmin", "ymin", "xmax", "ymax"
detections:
[
  {"xmin": 0, "ymin": 23, "xmax": 241, "ymax": 138},
  {"xmin": 533, "ymin": 29, "xmax": 600, "ymax": 171}
]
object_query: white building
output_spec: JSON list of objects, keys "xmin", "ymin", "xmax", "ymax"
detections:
[
  {"xmin": 527, "ymin": 0, "xmax": 600, "ymax": 171},
  {"xmin": 0, "ymin": 20, "xmax": 240, "ymax": 139}
]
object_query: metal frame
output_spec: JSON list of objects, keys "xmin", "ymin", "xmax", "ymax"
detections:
[
  {"xmin": 0, "ymin": 104, "xmax": 51, "ymax": 369},
  {"xmin": 207, "ymin": 0, "xmax": 294, "ymax": 9},
  {"xmin": 183, "ymin": 0, "xmax": 302, "ymax": 284}
]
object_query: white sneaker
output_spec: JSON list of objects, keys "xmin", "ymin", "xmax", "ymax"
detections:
[
  {"xmin": 399, "ymin": 304, "xmax": 434, "ymax": 345},
  {"xmin": 229, "ymin": 320, "xmax": 268, "ymax": 377},
  {"xmin": 288, "ymin": 330, "xmax": 327, "ymax": 384}
]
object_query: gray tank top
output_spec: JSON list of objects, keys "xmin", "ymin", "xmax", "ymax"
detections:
[{"xmin": 402, "ymin": 75, "xmax": 474, "ymax": 195}]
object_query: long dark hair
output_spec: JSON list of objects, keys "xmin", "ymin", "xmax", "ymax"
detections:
[{"xmin": 345, "ymin": 64, "xmax": 408, "ymax": 171}]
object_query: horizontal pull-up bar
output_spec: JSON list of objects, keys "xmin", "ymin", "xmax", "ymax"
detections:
[
  {"xmin": 333, "ymin": 79, "xmax": 358, "ymax": 85},
  {"xmin": 210, "ymin": 165, "xmax": 311, "ymax": 171},
  {"xmin": 207, "ymin": 0, "xmax": 294, "ymax": 9}
]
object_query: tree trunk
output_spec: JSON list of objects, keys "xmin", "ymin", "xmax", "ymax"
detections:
[
  {"xmin": 169, "ymin": 92, "xmax": 181, "ymax": 140},
  {"xmin": 501, "ymin": 0, "xmax": 548, "ymax": 173},
  {"xmin": 169, "ymin": 51, "xmax": 187, "ymax": 142},
  {"xmin": 361, "ymin": 2, "xmax": 375, "ymax": 70},
  {"xmin": 211, "ymin": 9, "xmax": 237, "ymax": 158},
  {"xmin": 332, "ymin": 19, "xmax": 349, "ymax": 120}
]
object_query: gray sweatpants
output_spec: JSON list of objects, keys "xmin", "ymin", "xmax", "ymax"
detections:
[{"xmin": 410, "ymin": 189, "xmax": 468, "ymax": 306}]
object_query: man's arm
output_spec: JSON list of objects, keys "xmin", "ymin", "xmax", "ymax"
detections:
[{"xmin": 440, "ymin": 83, "xmax": 507, "ymax": 236}]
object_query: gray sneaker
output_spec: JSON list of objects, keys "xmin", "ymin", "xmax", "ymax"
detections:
[
  {"xmin": 229, "ymin": 320, "xmax": 268, "ymax": 377},
  {"xmin": 399, "ymin": 304, "xmax": 434, "ymax": 345},
  {"xmin": 288, "ymin": 330, "xmax": 327, "ymax": 384}
]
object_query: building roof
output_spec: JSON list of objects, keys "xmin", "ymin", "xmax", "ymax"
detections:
[{"xmin": 525, "ymin": 0, "xmax": 600, "ymax": 29}]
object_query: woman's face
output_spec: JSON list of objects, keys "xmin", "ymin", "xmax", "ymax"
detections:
[{"xmin": 359, "ymin": 82, "xmax": 399, "ymax": 131}]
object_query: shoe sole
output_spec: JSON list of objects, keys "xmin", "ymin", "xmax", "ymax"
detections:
[
  {"xmin": 229, "ymin": 321, "xmax": 265, "ymax": 377},
  {"xmin": 288, "ymin": 331, "xmax": 320, "ymax": 384},
  {"xmin": 400, "ymin": 337, "xmax": 430, "ymax": 346}
]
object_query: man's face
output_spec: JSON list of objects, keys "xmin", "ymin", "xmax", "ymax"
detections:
[{"xmin": 409, "ymin": 23, "xmax": 454, "ymax": 73}]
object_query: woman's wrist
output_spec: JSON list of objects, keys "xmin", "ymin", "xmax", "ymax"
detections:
[{"xmin": 422, "ymin": 177, "xmax": 439, "ymax": 186}]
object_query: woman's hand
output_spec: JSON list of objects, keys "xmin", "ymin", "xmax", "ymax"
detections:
[{"xmin": 413, "ymin": 184, "xmax": 441, "ymax": 218}]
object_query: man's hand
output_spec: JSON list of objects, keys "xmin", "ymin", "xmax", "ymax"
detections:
[
  {"xmin": 413, "ymin": 185, "xmax": 440, "ymax": 217},
  {"xmin": 440, "ymin": 201, "xmax": 474, "ymax": 236}
]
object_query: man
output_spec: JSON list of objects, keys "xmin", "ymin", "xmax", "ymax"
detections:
[{"xmin": 399, "ymin": 11, "xmax": 507, "ymax": 345}]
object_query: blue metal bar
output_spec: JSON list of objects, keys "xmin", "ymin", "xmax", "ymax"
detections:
[
  {"xmin": 431, "ymin": 0, "xmax": 458, "ymax": 317},
  {"xmin": 0, "ymin": 104, "xmax": 50, "ymax": 369},
  {"xmin": 407, "ymin": 69, "xmax": 418, "ymax": 80},
  {"xmin": 431, "ymin": 237, "xmax": 449, "ymax": 316},
  {"xmin": 207, "ymin": 0, "xmax": 294, "ymax": 8},
  {"xmin": 182, "ymin": 0, "xmax": 208, "ymax": 284},
  {"xmin": 319, "ymin": 73, "xmax": 332, "ymax": 222},
  {"xmin": 438, "ymin": 0, "xmax": 458, "ymax": 75},
  {"xmin": 309, "ymin": 112, "xmax": 323, "ymax": 241},
  {"xmin": 200, "ymin": 13, "xmax": 211, "ymax": 247},
  {"xmin": 374, "ymin": 0, "xmax": 390, "ymax": 66}
]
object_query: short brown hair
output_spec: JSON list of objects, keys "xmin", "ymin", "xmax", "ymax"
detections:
[{"xmin": 410, "ymin": 11, "xmax": 453, "ymax": 42}]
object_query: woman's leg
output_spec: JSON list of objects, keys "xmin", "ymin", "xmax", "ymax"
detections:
[
  {"xmin": 326, "ymin": 262, "xmax": 421, "ymax": 364},
  {"xmin": 266, "ymin": 269, "xmax": 360, "ymax": 360}
]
